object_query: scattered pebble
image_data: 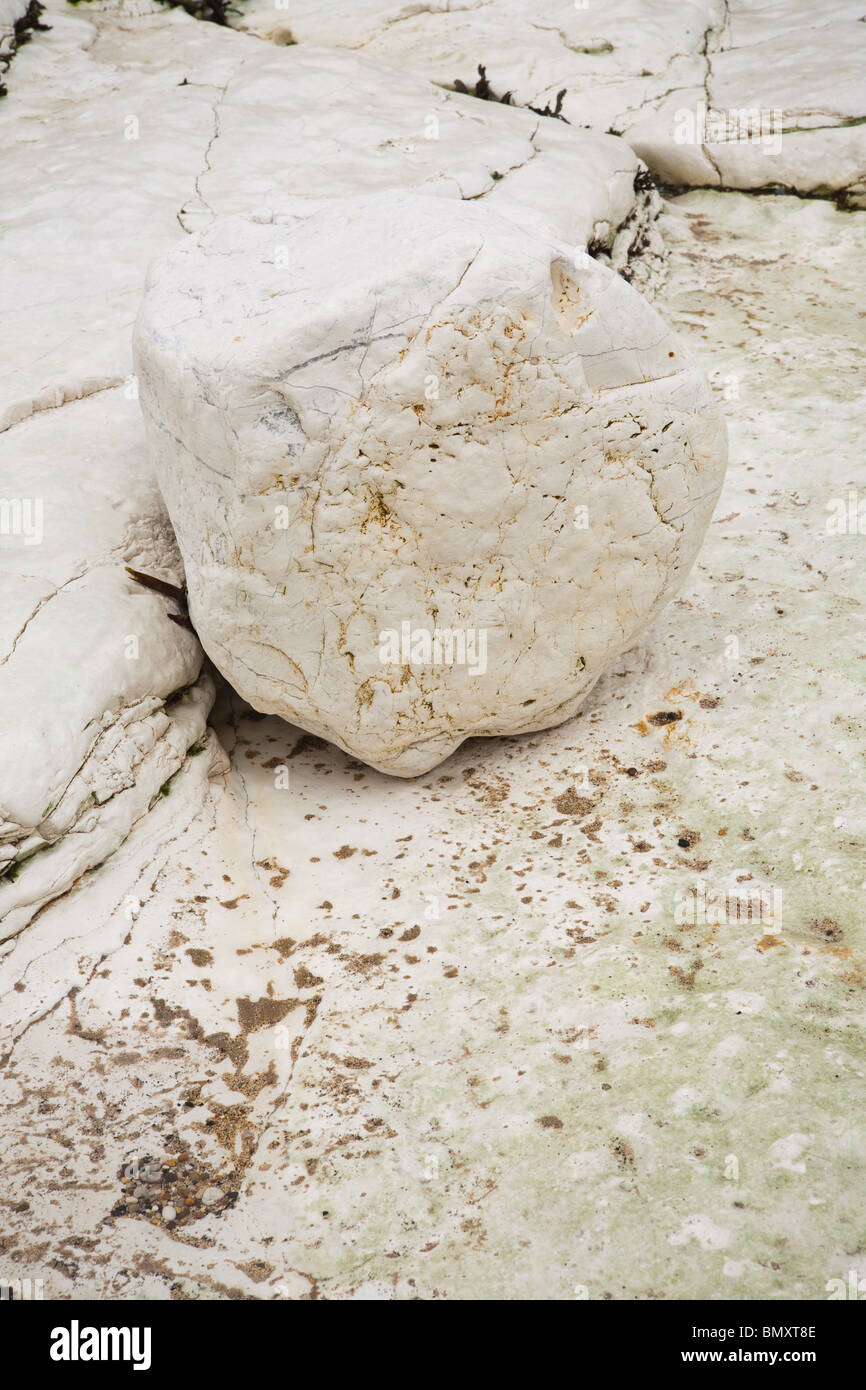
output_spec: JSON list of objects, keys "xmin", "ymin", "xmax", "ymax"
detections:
[{"xmin": 118, "ymin": 1151, "xmax": 231, "ymax": 1225}]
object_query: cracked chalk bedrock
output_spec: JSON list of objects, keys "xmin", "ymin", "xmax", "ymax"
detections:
[
  {"xmin": 0, "ymin": 386, "xmax": 228, "ymax": 939},
  {"xmin": 233, "ymin": 0, "xmax": 866, "ymax": 202},
  {"xmin": 134, "ymin": 192, "xmax": 727, "ymax": 775},
  {"xmin": 0, "ymin": 3, "xmax": 659, "ymax": 917},
  {"xmin": 1, "ymin": 10, "xmax": 654, "ymax": 433}
]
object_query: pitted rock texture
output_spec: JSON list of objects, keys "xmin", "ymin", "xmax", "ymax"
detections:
[{"xmin": 135, "ymin": 192, "xmax": 727, "ymax": 775}]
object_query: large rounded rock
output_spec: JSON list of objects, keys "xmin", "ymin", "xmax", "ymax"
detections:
[{"xmin": 134, "ymin": 192, "xmax": 726, "ymax": 775}]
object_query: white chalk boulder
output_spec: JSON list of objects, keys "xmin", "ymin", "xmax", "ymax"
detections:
[{"xmin": 135, "ymin": 192, "xmax": 726, "ymax": 775}]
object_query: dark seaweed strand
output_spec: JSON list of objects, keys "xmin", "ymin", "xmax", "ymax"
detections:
[{"xmin": 453, "ymin": 64, "xmax": 569, "ymax": 123}]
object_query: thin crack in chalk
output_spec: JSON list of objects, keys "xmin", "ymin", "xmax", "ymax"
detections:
[{"xmin": 177, "ymin": 59, "xmax": 247, "ymax": 232}]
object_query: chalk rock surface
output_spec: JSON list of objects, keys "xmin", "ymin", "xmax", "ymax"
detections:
[
  {"xmin": 0, "ymin": 389, "xmax": 223, "ymax": 940},
  {"xmin": 3, "ymin": 6, "xmax": 660, "ymax": 426},
  {"xmin": 236, "ymin": 0, "xmax": 866, "ymax": 201},
  {"xmin": 1, "ymin": 189, "xmax": 864, "ymax": 1300},
  {"xmin": 135, "ymin": 193, "xmax": 727, "ymax": 776},
  {"xmin": 1, "ymin": 1, "xmax": 659, "ymax": 929}
]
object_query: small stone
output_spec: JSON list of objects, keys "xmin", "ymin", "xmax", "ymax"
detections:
[
  {"xmin": 162, "ymin": 1205, "xmax": 177, "ymax": 1222},
  {"xmin": 126, "ymin": 1199, "xmax": 139, "ymax": 1212},
  {"xmin": 200, "ymin": 1187, "xmax": 223, "ymax": 1208},
  {"xmin": 133, "ymin": 1186, "xmax": 150, "ymax": 1199}
]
